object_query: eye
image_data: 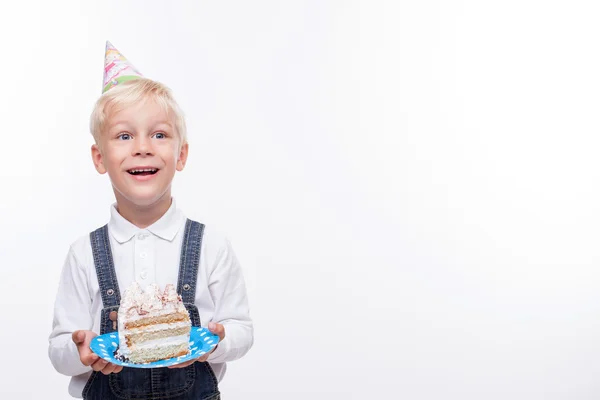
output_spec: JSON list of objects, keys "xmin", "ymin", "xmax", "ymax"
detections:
[
  {"xmin": 154, "ymin": 132, "xmax": 166, "ymax": 139},
  {"xmin": 118, "ymin": 133, "xmax": 132, "ymax": 140}
]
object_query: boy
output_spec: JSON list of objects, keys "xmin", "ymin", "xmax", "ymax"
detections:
[{"xmin": 48, "ymin": 41, "xmax": 253, "ymax": 399}]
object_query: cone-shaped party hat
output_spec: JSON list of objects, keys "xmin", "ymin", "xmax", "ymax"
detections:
[{"xmin": 102, "ymin": 41, "xmax": 143, "ymax": 93}]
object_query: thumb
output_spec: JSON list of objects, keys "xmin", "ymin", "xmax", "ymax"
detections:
[
  {"xmin": 72, "ymin": 330, "xmax": 85, "ymax": 346},
  {"xmin": 208, "ymin": 322, "xmax": 225, "ymax": 340}
]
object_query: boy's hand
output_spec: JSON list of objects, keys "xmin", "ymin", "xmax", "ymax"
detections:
[
  {"xmin": 72, "ymin": 330, "xmax": 123, "ymax": 375},
  {"xmin": 168, "ymin": 322, "xmax": 225, "ymax": 369}
]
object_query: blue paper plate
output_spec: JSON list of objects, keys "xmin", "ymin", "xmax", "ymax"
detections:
[{"xmin": 90, "ymin": 326, "xmax": 219, "ymax": 368}]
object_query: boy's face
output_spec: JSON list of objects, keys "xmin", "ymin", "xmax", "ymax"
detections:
[{"xmin": 91, "ymin": 99, "xmax": 188, "ymax": 207}]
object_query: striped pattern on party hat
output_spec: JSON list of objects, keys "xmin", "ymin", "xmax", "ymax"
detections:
[{"xmin": 102, "ymin": 41, "xmax": 143, "ymax": 93}]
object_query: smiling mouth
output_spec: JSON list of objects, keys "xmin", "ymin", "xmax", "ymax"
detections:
[{"xmin": 127, "ymin": 168, "xmax": 158, "ymax": 176}]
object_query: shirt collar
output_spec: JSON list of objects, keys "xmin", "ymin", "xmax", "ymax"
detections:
[{"xmin": 108, "ymin": 198, "xmax": 185, "ymax": 244}]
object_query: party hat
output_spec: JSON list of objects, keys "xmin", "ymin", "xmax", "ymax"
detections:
[{"xmin": 102, "ymin": 41, "xmax": 143, "ymax": 93}]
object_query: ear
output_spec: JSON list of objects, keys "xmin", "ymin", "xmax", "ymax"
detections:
[
  {"xmin": 91, "ymin": 144, "xmax": 107, "ymax": 174},
  {"xmin": 176, "ymin": 142, "xmax": 189, "ymax": 171}
]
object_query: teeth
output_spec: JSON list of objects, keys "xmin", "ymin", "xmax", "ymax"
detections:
[{"xmin": 129, "ymin": 168, "xmax": 157, "ymax": 173}]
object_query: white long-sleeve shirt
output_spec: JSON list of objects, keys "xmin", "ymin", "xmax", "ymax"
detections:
[{"xmin": 48, "ymin": 199, "xmax": 253, "ymax": 398}]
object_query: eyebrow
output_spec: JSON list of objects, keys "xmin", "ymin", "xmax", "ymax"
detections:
[
  {"xmin": 108, "ymin": 121, "xmax": 174, "ymax": 130},
  {"xmin": 107, "ymin": 121, "xmax": 131, "ymax": 130},
  {"xmin": 152, "ymin": 121, "xmax": 174, "ymax": 128}
]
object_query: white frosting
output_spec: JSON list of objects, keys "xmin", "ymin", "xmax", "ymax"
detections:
[
  {"xmin": 139, "ymin": 283, "xmax": 163, "ymax": 313},
  {"xmin": 119, "ymin": 282, "xmax": 186, "ymax": 317},
  {"xmin": 164, "ymin": 284, "xmax": 179, "ymax": 302},
  {"xmin": 125, "ymin": 321, "xmax": 190, "ymax": 334},
  {"xmin": 119, "ymin": 334, "xmax": 189, "ymax": 358},
  {"xmin": 131, "ymin": 334, "xmax": 189, "ymax": 350}
]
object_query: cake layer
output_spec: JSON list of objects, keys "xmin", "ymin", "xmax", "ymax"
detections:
[
  {"xmin": 125, "ymin": 326, "xmax": 190, "ymax": 346},
  {"xmin": 119, "ymin": 334, "xmax": 190, "ymax": 362},
  {"xmin": 123, "ymin": 313, "xmax": 190, "ymax": 329},
  {"xmin": 124, "ymin": 321, "xmax": 191, "ymax": 334},
  {"xmin": 126, "ymin": 342, "xmax": 189, "ymax": 364},
  {"xmin": 132, "ymin": 334, "xmax": 189, "ymax": 349}
]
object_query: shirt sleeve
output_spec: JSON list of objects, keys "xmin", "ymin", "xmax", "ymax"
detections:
[
  {"xmin": 48, "ymin": 246, "xmax": 94, "ymax": 376},
  {"xmin": 206, "ymin": 236, "xmax": 254, "ymax": 363}
]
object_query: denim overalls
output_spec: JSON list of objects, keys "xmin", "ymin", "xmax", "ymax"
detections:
[{"xmin": 82, "ymin": 219, "xmax": 221, "ymax": 400}]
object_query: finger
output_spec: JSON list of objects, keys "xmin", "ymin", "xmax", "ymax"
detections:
[
  {"xmin": 72, "ymin": 331, "xmax": 85, "ymax": 345},
  {"xmin": 208, "ymin": 322, "xmax": 225, "ymax": 340},
  {"xmin": 101, "ymin": 363, "xmax": 118, "ymax": 375},
  {"xmin": 168, "ymin": 360, "xmax": 195, "ymax": 369},
  {"xmin": 81, "ymin": 352, "xmax": 100, "ymax": 366},
  {"xmin": 196, "ymin": 354, "xmax": 209, "ymax": 362},
  {"xmin": 91, "ymin": 358, "xmax": 108, "ymax": 372},
  {"xmin": 79, "ymin": 344, "xmax": 100, "ymax": 366},
  {"xmin": 168, "ymin": 360, "xmax": 194, "ymax": 369},
  {"xmin": 113, "ymin": 366, "xmax": 123, "ymax": 374}
]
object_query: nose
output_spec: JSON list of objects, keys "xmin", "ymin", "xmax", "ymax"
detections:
[{"xmin": 133, "ymin": 136, "xmax": 153, "ymax": 156}]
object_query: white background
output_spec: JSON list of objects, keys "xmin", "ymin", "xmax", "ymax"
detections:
[{"xmin": 1, "ymin": 0, "xmax": 600, "ymax": 399}]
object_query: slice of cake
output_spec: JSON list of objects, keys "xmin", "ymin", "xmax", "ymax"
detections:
[{"xmin": 115, "ymin": 282, "xmax": 191, "ymax": 363}]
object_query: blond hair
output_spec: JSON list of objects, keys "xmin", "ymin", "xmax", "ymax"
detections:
[{"xmin": 90, "ymin": 78, "xmax": 187, "ymax": 146}]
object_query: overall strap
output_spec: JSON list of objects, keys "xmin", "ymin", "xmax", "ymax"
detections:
[
  {"xmin": 90, "ymin": 224, "xmax": 121, "ymax": 308},
  {"xmin": 177, "ymin": 219, "xmax": 205, "ymax": 305}
]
